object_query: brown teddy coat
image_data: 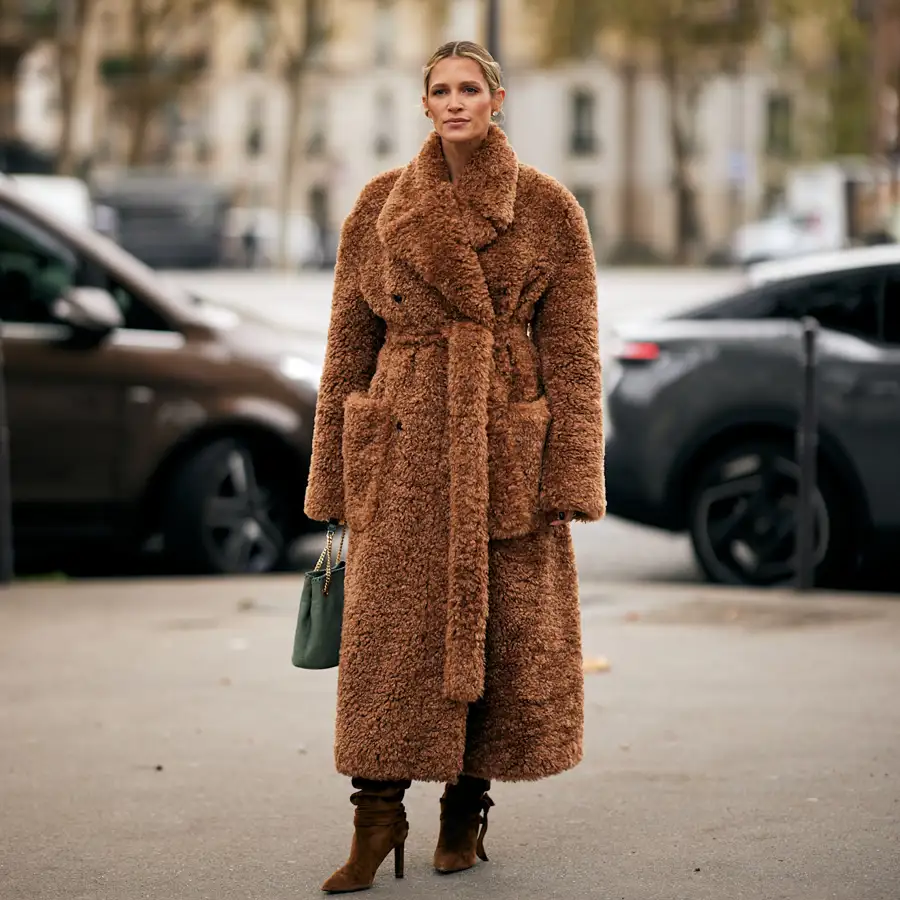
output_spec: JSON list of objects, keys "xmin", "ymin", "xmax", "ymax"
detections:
[{"xmin": 304, "ymin": 124, "xmax": 605, "ymax": 783}]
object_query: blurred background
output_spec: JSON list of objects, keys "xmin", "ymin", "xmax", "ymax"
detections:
[
  {"xmin": 1, "ymin": 0, "xmax": 900, "ymax": 591},
  {"xmin": 3, "ymin": 0, "xmax": 900, "ymax": 270}
]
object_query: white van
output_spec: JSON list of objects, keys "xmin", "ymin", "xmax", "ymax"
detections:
[{"xmin": 5, "ymin": 175, "xmax": 118, "ymax": 238}]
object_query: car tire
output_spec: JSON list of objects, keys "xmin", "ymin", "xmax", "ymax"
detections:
[
  {"xmin": 687, "ymin": 439, "xmax": 856, "ymax": 588},
  {"xmin": 162, "ymin": 437, "xmax": 296, "ymax": 575}
]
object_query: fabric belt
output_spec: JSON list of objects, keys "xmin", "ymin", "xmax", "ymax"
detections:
[{"xmin": 382, "ymin": 320, "xmax": 529, "ymax": 703}]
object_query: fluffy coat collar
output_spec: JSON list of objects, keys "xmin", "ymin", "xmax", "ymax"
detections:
[{"xmin": 376, "ymin": 124, "xmax": 519, "ymax": 326}]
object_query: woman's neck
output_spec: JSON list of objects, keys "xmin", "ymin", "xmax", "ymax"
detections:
[{"xmin": 440, "ymin": 133, "xmax": 487, "ymax": 184}]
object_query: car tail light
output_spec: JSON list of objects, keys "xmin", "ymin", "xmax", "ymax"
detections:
[{"xmin": 613, "ymin": 340, "xmax": 661, "ymax": 363}]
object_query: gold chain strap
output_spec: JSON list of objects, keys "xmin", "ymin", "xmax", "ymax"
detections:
[{"xmin": 314, "ymin": 523, "xmax": 346, "ymax": 596}]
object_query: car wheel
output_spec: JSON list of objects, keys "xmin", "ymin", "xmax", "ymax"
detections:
[
  {"xmin": 688, "ymin": 440, "xmax": 854, "ymax": 587},
  {"xmin": 163, "ymin": 437, "xmax": 295, "ymax": 575}
]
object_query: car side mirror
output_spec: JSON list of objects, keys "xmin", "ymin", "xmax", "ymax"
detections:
[{"xmin": 52, "ymin": 286, "xmax": 124, "ymax": 334}]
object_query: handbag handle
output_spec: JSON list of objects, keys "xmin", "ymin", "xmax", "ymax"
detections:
[{"xmin": 314, "ymin": 522, "xmax": 346, "ymax": 596}]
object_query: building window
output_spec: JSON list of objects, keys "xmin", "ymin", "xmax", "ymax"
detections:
[
  {"xmin": 306, "ymin": 92, "xmax": 327, "ymax": 157},
  {"xmin": 570, "ymin": 89, "xmax": 598, "ymax": 156},
  {"xmin": 373, "ymin": 89, "xmax": 395, "ymax": 157},
  {"xmin": 766, "ymin": 92, "xmax": 793, "ymax": 157},
  {"xmin": 763, "ymin": 22, "xmax": 792, "ymax": 66},
  {"xmin": 572, "ymin": 187, "xmax": 597, "ymax": 239},
  {"xmin": 247, "ymin": 11, "xmax": 270, "ymax": 71},
  {"xmin": 246, "ymin": 95, "xmax": 265, "ymax": 158},
  {"xmin": 306, "ymin": 0, "xmax": 329, "ymax": 64},
  {"xmin": 309, "ymin": 183, "xmax": 331, "ymax": 263},
  {"xmin": 374, "ymin": 0, "xmax": 395, "ymax": 66}
]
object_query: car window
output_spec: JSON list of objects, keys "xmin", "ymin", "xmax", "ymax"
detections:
[
  {"xmin": 0, "ymin": 211, "xmax": 78, "ymax": 325},
  {"xmin": 106, "ymin": 279, "xmax": 173, "ymax": 332},
  {"xmin": 768, "ymin": 274, "xmax": 881, "ymax": 340},
  {"xmin": 678, "ymin": 286, "xmax": 777, "ymax": 320},
  {"xmin": 880, "ymin": 273, "xmax": 900, "ymax": 345}
]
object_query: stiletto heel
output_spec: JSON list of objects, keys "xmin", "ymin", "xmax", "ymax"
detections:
[{"xmin": 322, "ymin": 780, "xmax": 410, "ymax": 894}]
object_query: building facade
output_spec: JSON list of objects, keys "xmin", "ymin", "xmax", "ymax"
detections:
[{"xmin": 14, "ymin": 0, "xmax": 828, "ymax": 262}]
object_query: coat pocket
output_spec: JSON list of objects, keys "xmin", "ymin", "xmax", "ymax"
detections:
[
  {"xmin": 488, "ymin": 395, "xmax": 552, "ymax": 540},
  {"xmin": 342, "ymin": 393, "xmax": 392, "ymax": 532}
]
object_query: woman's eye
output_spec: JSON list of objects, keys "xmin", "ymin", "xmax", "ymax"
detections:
[{"xmin": 464, "ymin": 86, "xmax": 479, "ymax": 94}]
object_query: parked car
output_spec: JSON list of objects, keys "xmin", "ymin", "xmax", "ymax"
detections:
[
  {"xmin": 5, "ymin": 174, "xmax": 119, "ymax": 241},
  {"xmin": 731, "ymin": 210, "xmax": 829, "ymax": 267},
  {"xmin": 92, "ymin": 174, "xmax": 230, "ymax": 269},
  {"xmin": 0, "ymin": 178, "xmax": 321, "ymax": 575},
  {"xmin": 605, "ymin": 245, "xmax": 900, "ymax": 587}
]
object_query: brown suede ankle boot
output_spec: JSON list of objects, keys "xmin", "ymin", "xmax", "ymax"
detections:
[
  {"xmin": 433, "ymin": 775, "xmax": 494, "ymax": 874},
  {"xmin": 322, "ymin": 778, "xmax": 411, "ymax": 894}
]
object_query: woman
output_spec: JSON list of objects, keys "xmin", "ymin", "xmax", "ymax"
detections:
[{"xmin": 304, "ymin": 40, "xmax": 605, "ymax": 893}]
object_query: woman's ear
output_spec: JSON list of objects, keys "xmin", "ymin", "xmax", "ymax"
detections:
[{"xmin": 492, "ymin": 87, "xmax": 507, "ymax": 117}]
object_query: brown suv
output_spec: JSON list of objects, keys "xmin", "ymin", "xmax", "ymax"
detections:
[{"xmin": 0, "ymin": 179, "xmax": 319, "ymax": 574}]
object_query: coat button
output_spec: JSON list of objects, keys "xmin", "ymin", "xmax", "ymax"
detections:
[
  {"xmin": 395, "ymin": 421, "xmax": 402, "ymax": 431},
  {"xmin": 392, "ymin": 293, "xmax": 402, "ymax": 303}
]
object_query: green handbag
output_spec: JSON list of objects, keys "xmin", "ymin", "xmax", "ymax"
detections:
[{"xmin": 292, "ymin": 522, "xmax": 346, "ymax": 669}]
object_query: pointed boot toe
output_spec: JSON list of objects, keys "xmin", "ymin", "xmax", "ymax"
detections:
[{"xmin": 323, "ymin": 780, "xmax": 409, "ymax": 894}]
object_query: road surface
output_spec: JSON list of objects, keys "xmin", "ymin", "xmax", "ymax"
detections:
[{"xmin": 2, "ymin": 576, "xmax": 898, "ymax": 900}]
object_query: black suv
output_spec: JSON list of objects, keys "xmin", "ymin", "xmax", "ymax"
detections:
[{"xmin": 605, "ymin": 248, "xmax": 900, "ymax": 587}]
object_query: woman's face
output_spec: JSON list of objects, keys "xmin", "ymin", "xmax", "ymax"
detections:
[{"xmin": 423, "ymin": 57, "xmax": 504, "ymax": 145}]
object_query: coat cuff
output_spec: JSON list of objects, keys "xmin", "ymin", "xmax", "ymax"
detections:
[
  {"xmin": 539, "ymin": 440, "xmax": 606, "ymax": 522},
  {"xmin": 302, "ymin": 479, "xmax": 344, "ymax": 525}
]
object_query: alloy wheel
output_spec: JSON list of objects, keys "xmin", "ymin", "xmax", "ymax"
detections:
[
  {"xmin": 691, "ymin": 448, "xmax": 830, "ymax": 586},
  {"xmin": 201, "ymin": 446, "xmax": 287, "ymax": 574}
]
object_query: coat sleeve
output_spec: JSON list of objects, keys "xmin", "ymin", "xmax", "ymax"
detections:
[
  {"xmin": 303, "ymin": 199, "xmax": 385, "ymax": 523},
  {"xmin": 533, "ymin": 196, "xmax": 606, "ymax": 522}
]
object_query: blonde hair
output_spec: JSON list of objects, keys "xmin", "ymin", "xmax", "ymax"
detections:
[{"xmin": 423, "ymin": 40, "xmax": 503, "ymax": 95}]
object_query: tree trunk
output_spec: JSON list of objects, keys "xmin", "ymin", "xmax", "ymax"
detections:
[
  {"xmin": 0, "ymin": 42, "xmax": 25, "ymax": 145},
  {"xmin": 0, "ymin": 68, "xmax": 17, "ymax": 144},
  {"xmin": 661, "ymin": 50, "xmax": 702, "ymax": 265},
  {"xmin": 620, "ymin": 58, "xmax": 639, "ymax": 248},
  {"xmin": 124, "ymin": 2, "xmax": 154, "ymax": 168},
  {"xmin": 56, "ymin": 1, "xmax": 92, "ymax": 176},
  {"xmin": 126, "ymin": 92, "xmax": 155, "ymax": 167},
  {"xmin": 277, "ymin": 59, "xmax": 303, "ymax": 271}
]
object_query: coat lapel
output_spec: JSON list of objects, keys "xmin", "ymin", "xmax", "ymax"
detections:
[
  {"xmin": 454, "ymin": 125, "xmax": 518, "ymax": 252},
  {"xmin": 376, "ymin": 125, "xmax": 518, "ymax": 327},
  {"xmin": 376, "ymin": 125, "xmax": 520, "ymax": 704}
]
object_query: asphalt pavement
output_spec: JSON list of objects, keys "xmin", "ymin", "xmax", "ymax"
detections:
[{"xmin": 2, "ymin": 575, "xmax": 898, "ymax": 900}]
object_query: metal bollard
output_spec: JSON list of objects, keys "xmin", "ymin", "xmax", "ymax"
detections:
[
  {"xmin": 795, "ymin": 317, "xmax": 819, "ymax": 592},
  {"xmin": 0, "ymin": 328, "xmax": 12, "ymax": 587}
]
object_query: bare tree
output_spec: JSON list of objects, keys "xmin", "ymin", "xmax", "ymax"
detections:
[
  {"xmin": 0, "ymin": 0, "xmax": 57, "ymax": 147},
  {"xmin": 100, "ymin": 0, "xmax": 214, "ymax": 168},
  {"xmin": 234, "ymin": 0, "xmax": 327, "ymax": 269},
  {"xmin": 55, "ymin": 0, "xmax": 96, "ymax": 175},
  {"xmin": 530, "ymin": 0, "xmax": 843, "ymax": 263}
]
